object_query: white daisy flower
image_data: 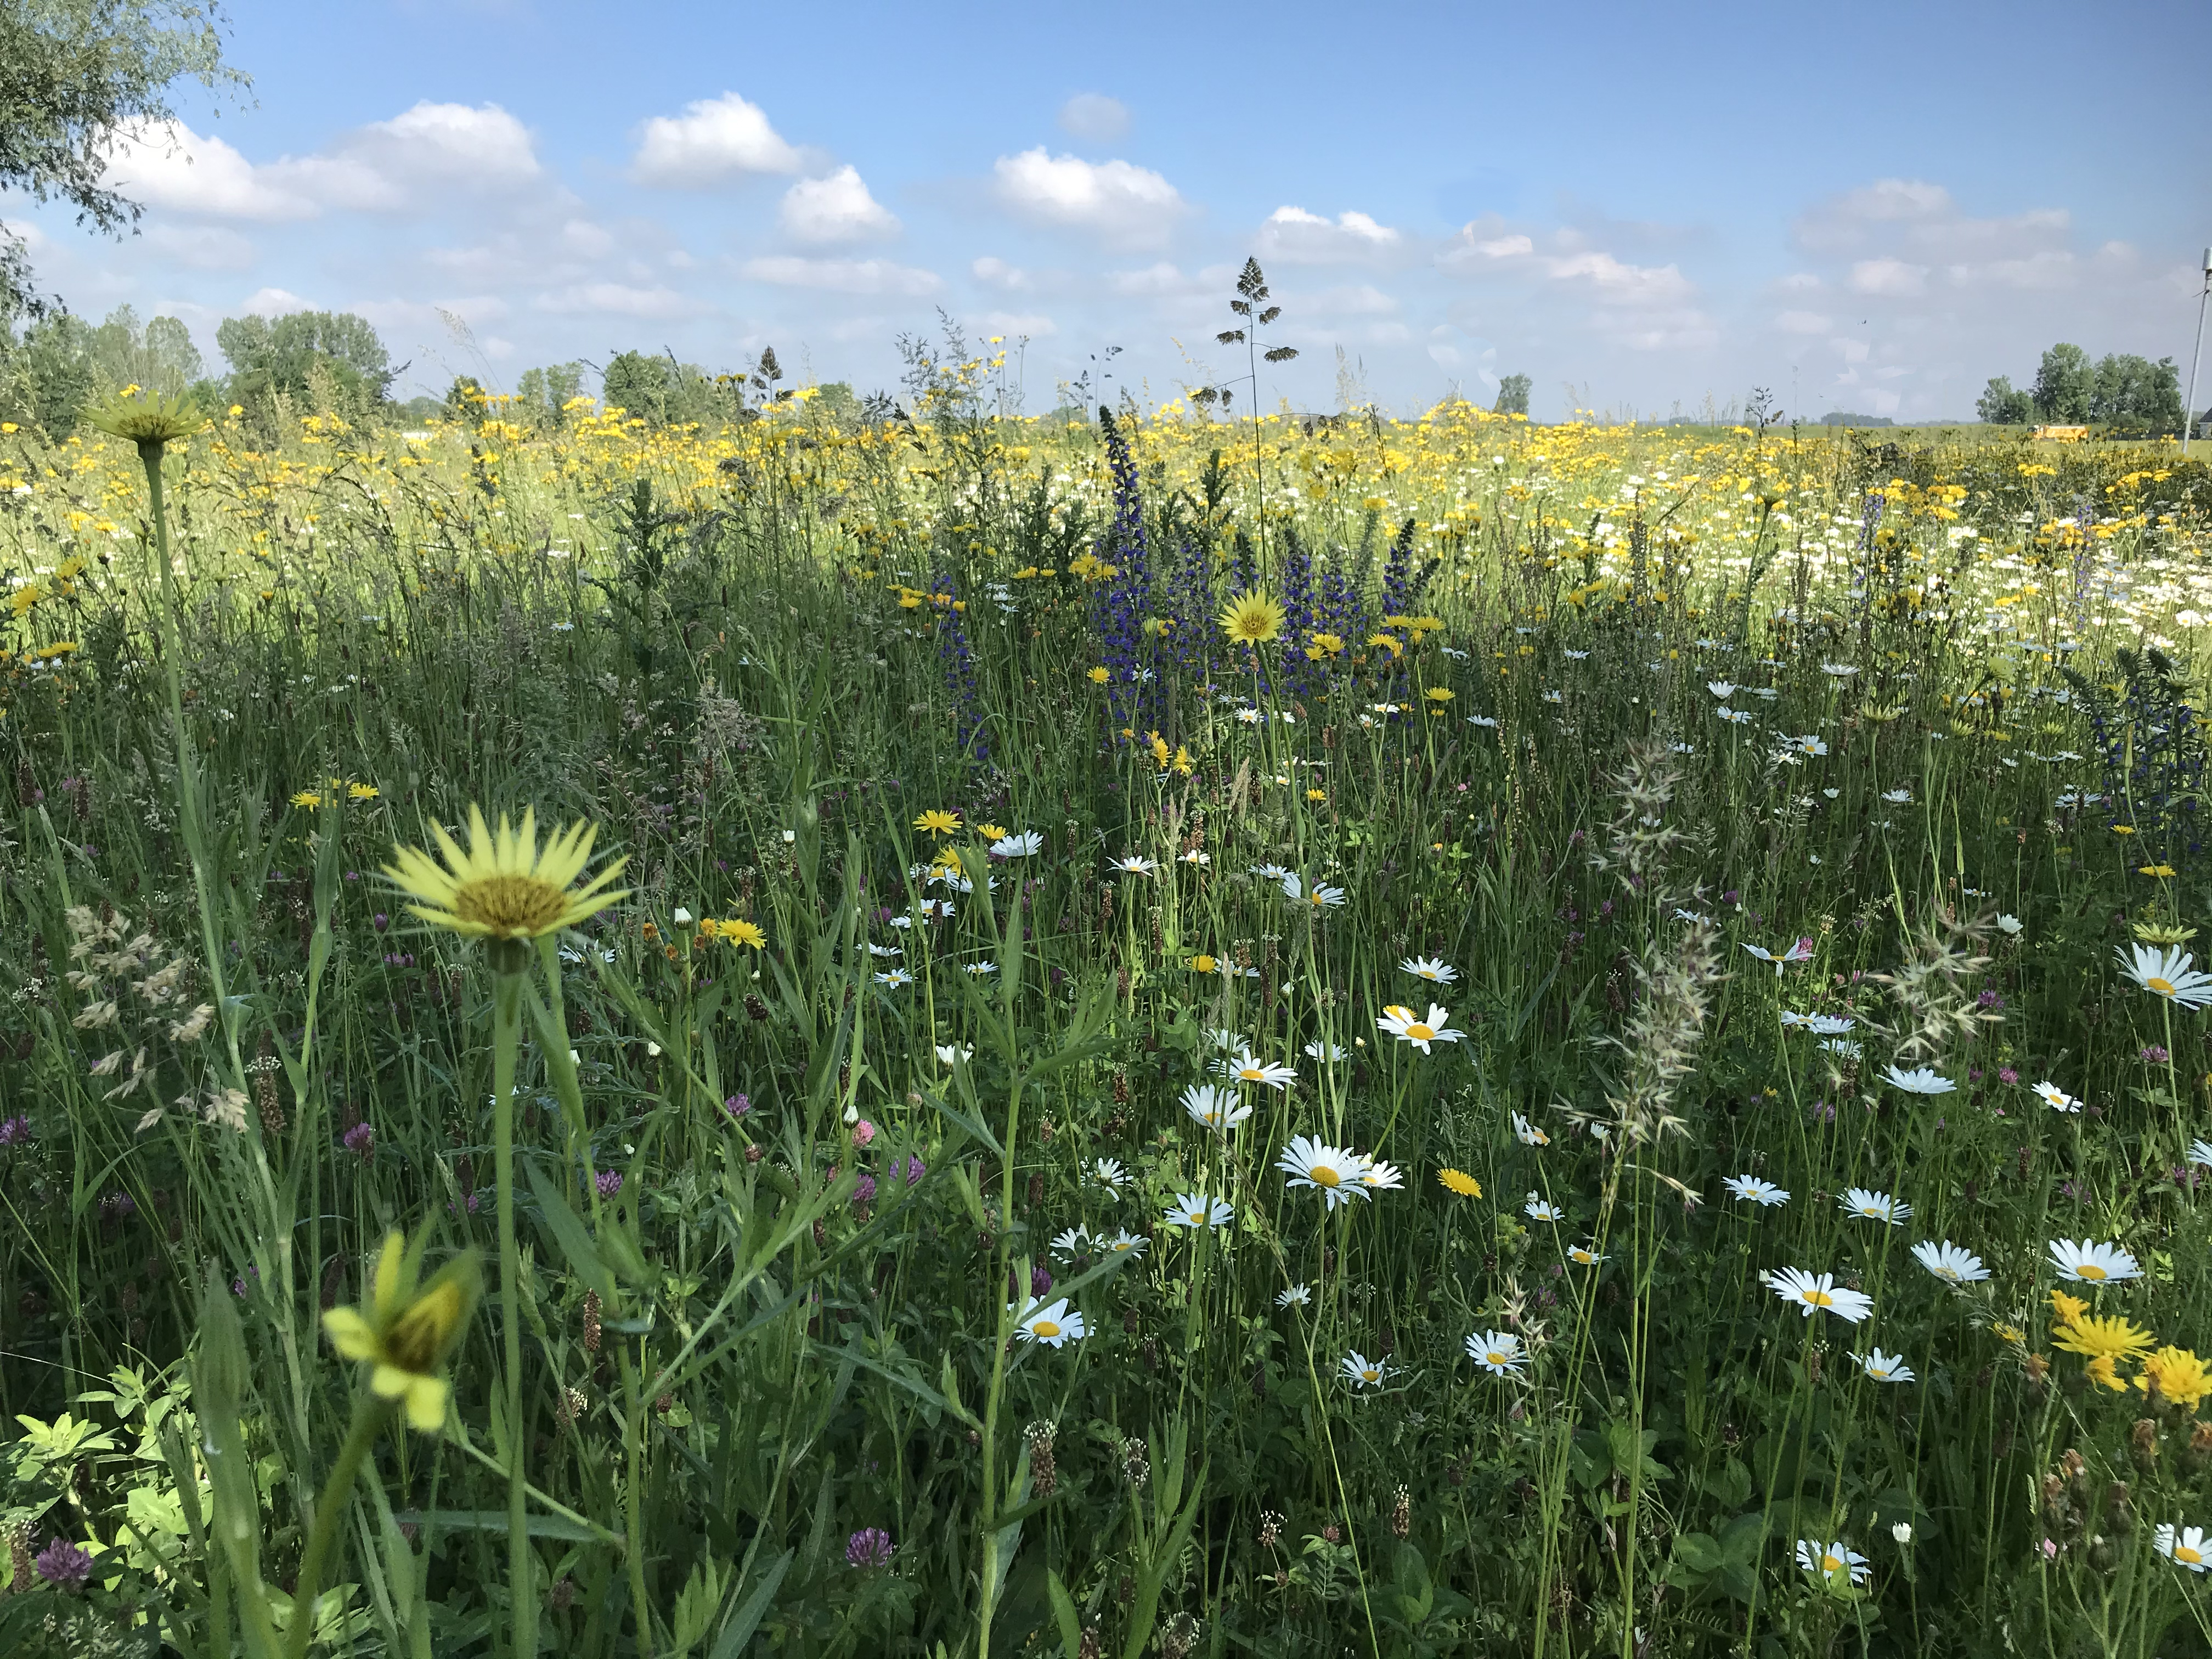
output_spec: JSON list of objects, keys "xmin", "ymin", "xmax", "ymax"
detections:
[
  {"xmin": 873, "ymin": 968, "xmax": 913, "ymax": 988},
  {"xmin": 1357, "ymin": 1159, "xmax": 1405, "ymax": 1192},
  {"xmin": 1523, "ymin": 1192, "xmax": 1563, "ymax": 1222},
  {"xmin": 1911, "ymin": 1239, "xmax": 1989, "ymax": 1284},
  {"xmin": 1882, "ymin": 1065, "xmax": 1955, "ymax": 1094},
  {"xmin": 1465, "ymin": 1329, "xmax": 1526, "ymax": 1375},
  {"xmin": 1088, "ymin": 1157, "xmax": 1127, "ymax": 1194},
  {"xmin": 1859, "ymin": 1348, "xmax": 1915, "ymax": 1383},
  {"xmin": 1178, "ymin": 849, "xmax": 1211, "ymax": 866},
  {"xmin": 2188, "ymin": 1139, "xmax": 2212, "ymax": 1169},
  {"xmin": 1276, "ymin": 1136, "xmax": 1371, "ymax": 1210},
  {"xmin": 1839, "ymin": 1187, "xmax": 1911, "ymax": 1225},
  {"xmin": 933, "ymin": 1043, "xmax": 973, "ymax": 1064},
  {"xmin": 1162, "ymin": 1192, "xmax": 1234, "ymax": 1231},
  {"xmin": 1796, "ymin": 1539, "xmax": 1870, "ymax": 1584},
  {"xmin": 1723, "ymin": 1174, "xmax": 1788, "ymax": 1206},
  {"xmin": 1182, "ymin": 1083, "xmax": 1253, "ymax": 1132},
  {"xmin": 1049, "ymin": 1226, "xmax": 1090, "ymax": 1259},
  {"xmin": 1212, "ymin": 1052, "xmax": 1298, "ymax": 1090},
  {"xmin": 1400, "ymin": 955, "xmax": 1459, "ymax": 984},
  {"xmin": 1276, "ymin": 1283, "xmax": 1311, "ymax": 1308},
  {"xmin": 1996, "ymin": 913, "xmax": 2023, "ymax": 935},
  {"xmin": 990, "ymin": 831, "xmax": 1044, "ymax": 858},
  {"xmin": 2155, "ymin": 1523, "xmax": 2210, "ymax": 1572},
  {"xmin": 1767, "ymin": 1267, "xmax": 1874, "ymax": 1323},
  {"xmin": 867, "ymin": 942, "xmax": 904, "ymax": 957},
  {"xmin": 1376, "ymin": 1002, "xmax": 1466, "ymax": 1053},
  {"xmin": 1110, "ymin": 854, "xmax": 1158, "ymax": 876},
  {"xmin": 1011, "ymin": 1296, "xmax": 1085, "ymax": 1346},
  {"xmin": 2047, "ymin": 1238, "xmax": 2141, "ymax": 1283},
  {"xmin": 2118, "ymin": 944, "xmax": 2212, "ymax": 1009},
  {"xmin": 1104, "ymin": 1229, "xmax": 1148, "ymax": 1258},
  {"xmin": 1882, "ymin": 788, "xmax": 1914, "ymax": 804},
  {"xmin": 1513, "ymin": 1112, "xmax": 1551, "ymax": 1147},
  {"xmin": 1340, "ymin": 1351, "xmax": 1391, "ymax": 1389},
  {"xmin": 1741, "ymin": 938, "xmax": 1814, "ymax": 973},
  {"xmin": 1302, "ymin": 1038, "xmax": 1348, "ymax": 1060},
  {"xmin": 963, "ymin": 961, "xmax": 998, "ymax": 976},
  {"xmin": 2033, "ymin": 1080, "xmax": 2081, "ymax": 1114},
  {"xmin": 1566, "ymin": 1243, "xmax": 1607, "ymax": 1266},
  {"xmin": 1707, "ymin": 681, "xmax": 1737, "ymax": 698}
]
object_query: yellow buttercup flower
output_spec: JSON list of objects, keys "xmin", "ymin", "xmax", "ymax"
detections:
[
  {"xmin": 383, "ymin": 805, "xmax": 628, "ymax": 945},
  {"xmin": 1218, "ymin": 590, "xmax": 1285, "ymax": 646},
  {"xmin": 321, "ymin": 1229, "xmax": 481, "ymax": 1432}
]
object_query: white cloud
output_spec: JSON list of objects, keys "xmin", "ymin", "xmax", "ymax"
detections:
[
  {"xmin": 1110, "ymin": 261, "xmax": 1209, "ymax": 297},
  {"xmin": 1306, "ymin": 283, "xmax": 1400, "ymax": 317},
  {"xmin": 779, "ymin": 166, "xmax": 899, "ymax": 244},
  {"xmin": 1259, "ymin": 206, "xmax": 1401, "ymax": 264},
  {"xmin": 1773, "ymin": 309, "xmax": 1832, "ymax": 335},
  {"xmin": 144, "ymin": 223, "xmax": 257, "ymax": 270},
  {"xmin": 972, "ymin": 255, "xmax": 1029, "ymax": 290},
  {"xmin": 1057, "ymin": 94, "xmax": 1130, "ymax": 142},
  {"xmin": 242, "ymin": 286, "xmax": 314, "ymax": 316},
  {"xmin": 1438, "ymin": 224, "xmax": 1533, "ymax": 266},
  {"xmin": 738, "ymin": 256, "xmax": 941, "ymax": 296},
  {"xmin": 105, "ymin": 103, "xmax": 541, "ymax": 221},
  {"xmin": 535, "ymin": 282, "xmax": 703, "ymax": 318},
  {"xmin": 992, "ymin": 149, "xmax": 1186, "ymax": 250},
  {"xmin": 1849, "ymin": 257, "xmax": 1928, "ymax": 296},
  {"xmin": 1, "ymin": 218, "xmax": 49, "ymax": 251},
  {"xmin": 1544, "ymin": 251, "xmax": 1694, "ymax": 306},
  {"xmin": 561, "ymin": 219, "xmax": 617, "ymax": 258},
  {"xmin": 631, "ymin": 93, "xmax": 801, "ymax": 187}
]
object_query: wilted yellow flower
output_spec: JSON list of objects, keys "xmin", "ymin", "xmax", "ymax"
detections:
[
  {"xmin": 322, "ymin": 1229, "xmax": 481, "ymax": 1431},
  {"xmin": 383, "ymin": 805, "xmax": 627, "ymax": 947}
]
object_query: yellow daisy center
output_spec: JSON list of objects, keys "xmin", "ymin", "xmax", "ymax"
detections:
[
  {"xmin": 1487, "ymin": 1350, "xmax": 1508, "ymax": 1365},
  {"xmin": 1406, "ymin": 1023, "xmax": 1435, "ymax": 1041},
  {"xmin": 1870, "ymin": 1366, "xmax": 1889, "ymax": 1379},
  {"xmin": 2148, "ymin": 977, "xmax": 2177, "ymax": 995},
  {"xmin": 1187, "ymin": 1210, "xmax": 1205, "ymax": 1223},
  {"xmin": 1805, "ymin": 1289, "xmax": 1835, "ymax": 1307},
  {"xmin": 1031, "ymin": 1319, "xmax": 1060, "ymax": 1339},
  {"xmin": 1238, "ymin": 1066, "xmax": 1261, "ymax": 1080},
  {"xmin": 1311, "ymin": 1165, "xmax": 1341, "ymax": 1188},
  {"xmin": 2180, "ymin": 1545, "xmax": 2204, "ymax": 1565},
  {"xmin": 2076, "ymin": 1264, "xmax": 2107, "ymax": 1280},
  {"xmin": 450, "ymin": 872, "xmax": 573, "ymax": 936},
  {"xmin": 1822, "ymin": 1553, "xmax": 1843, "ymax": 1574}
]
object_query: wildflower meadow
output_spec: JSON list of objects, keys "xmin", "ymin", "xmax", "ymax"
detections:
[{"xmin": 6, "ymin": 368, "xmax": 2212, "ymax": 1659}]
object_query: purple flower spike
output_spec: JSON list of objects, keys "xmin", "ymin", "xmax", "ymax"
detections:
[
  {"xmin": 35, "ymin": 1537, "xmax": 92, "ymax": 1590},
  {"xmin": 845, "ymin": 1527, "xmax": 894, "ymax": 1568}
]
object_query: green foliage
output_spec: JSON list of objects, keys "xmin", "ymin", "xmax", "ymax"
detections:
[
  {"xmin": 1492, "ymin": 373, "xmax": 1532, "ymax": 417},
  {"xmin": 215, "ymin": 308, "xmax": 394, "ymax": 427},
  {"xmin": 1977, "ymin": 375, "xmax": 2034, "ymax": 426},
  {"xmin": 2034, "ymin": 342, "xmax": 2095, "ymax": 422}
]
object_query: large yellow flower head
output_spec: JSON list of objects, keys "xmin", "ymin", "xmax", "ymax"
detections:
[
  {"xmin": 2137, "ymin": 1345, "xmax": 2212, "ymax": 1410},
  {"xmin": 2052, "ymin": 1311, "xmax": 2155, "ymax": 1364},
  {"xmin": 322, "ymin": 1229, "xmax": 481, "ymax": 1431},
  {"xmin": 383, "ymin": 805, "xmax": 627, "ymax": 945},
  {"xmin": 1218, "ymin": 590, "xmax": 1285, "ymax": 647}
]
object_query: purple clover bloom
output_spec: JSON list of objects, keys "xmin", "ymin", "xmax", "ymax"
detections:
[
  {"xmin": 596, "ymin": 1169, "xmax": 624, "ymax": 1199},
  {"xmin": 34, "ymin": 1537, "xmax": 92, "ymax": 1590},
  {"xmin": 853, "ymin": 1173, "xmax": 877, "ymax": 1206},
  {"xmin": 343, "ymin": 1122, "xmax": 375, "ymax": 1160},
  {"xmin": 1030, "ymin": 1263, "xmax": 1053, "ymax": 1297},
  {"xmin": 846, "ymin": 1527, "xmax": 894, "ymax": 1568},
  {"xmin": 724, "ymin": 1093, "xmax": 752, "ymax": 1120},
  {"xmin": 898, "ymin": 1154, "xmax": 927, "ymax": 1185},
  {"xmin": 0, "ymin": 1114, "xmax": 32, "ymax": 1146}
]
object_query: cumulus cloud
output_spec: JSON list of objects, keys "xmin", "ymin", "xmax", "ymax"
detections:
[
  {"xmin": 1849, "ymin": 257, "xmax": 1928, "ymax": 296},
  {"xmin": 977, "ymin": 309, "xmax": 1057, "ymax": 337},
  {"xmin": 972, "ymin": 255, "xmax": 1029, "ymax": 290},
  {"xmin": 142, "ymin": 223, "xmax": 257, "ymax": 270},
  {"xmin": 992, "ymin": 149, "xmax": 1186, "ymax": 250},
  {"xmin": 1057, "ymin": 94, "xmax": 1130, "ymax": 142},
  {"xmin": 241, "ymin": 286, "xmax": 314, "ymax": 316},
  {"xmin": 1773, "ymin": 309, "xmax": 1832, "ymax": 335},
  {"xmin": 1257, "ymin": 206, "xmax": 1401, "ymax": 264},
  {"xmin": 105, "ymin": 104, "xmax": 541, "ymax": 222},
  {"xmin": 779, "ymin": 166, "xmax": 899, "ymax": 244},
  {"xmin": 738, "ymin": 256, "xmax": 941, "ymax": 296},
  {"xmin": 630, "ymin": 93, "xmax": 801, "ymax": 187}
]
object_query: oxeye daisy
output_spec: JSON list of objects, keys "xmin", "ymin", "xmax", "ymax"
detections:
[
  {"xmin": 1465, "ymin": 1329, "xmax": 1526, "ymax": 1375},
  {"xmin": 383, "ymin": 806, "xmax": 628, "ymax": 959},
  {"xmin": 990, "ymin": 830, "xmax": 1043, "ymax": 859},
  {"xmin": 1723, "ymin": 1174, "xmax": 1789, "ymax": 1206},
  {"xmin": 933, "ymin": 1043, "xmax": 973, "ymax": 1064},
  {"xmin": 874, "ymin": 968, "xmax": 913, "ymax": 988},
  {"xmin": 1163, "ymin": 1193, "xmax": 1233, "ymax": 1231},
  {"xmin": 1859, "ymin": 1348, "xmax": 1915, "ymax": 1383},
  {"xmin": 2048, "ymin": 1238, "xmax": 2142, "ymax": 1283},
  {"xmin": 1839, "ymin": 1187, "xmax": 1910, "ymax": 1225},
  {"xmin": 1796, "ymin": 1539, "xmax": 1870, "ymax": 1585},
  {"xmin": 1377, "ymin": 1002, "xmax": 1466, "ymax": 1053},
  {"xmin": 1357, "ymin": 1159, "xmax": 1406, "ymax": 1193},
  {"xmin": 1400, "ymin": 955, "xmax": 1459, "ymax": 984},
  {"xmin": 1182, "ymin": 1084, "xmax": 1253, "ymax": 1132},
  {"xmin": 1523, "ymin": 1192, "xmax": 1562, "ymax": 1222},
  {"xmin": 2156, "ymin": 1523, "xmax": 2211, "ymax": 1572},
  {"xmin": 1340, "ymin": 1351, "xmax": 1391, "ymax": 1389},
  {"xmin": 1276, "ymin": 1283, "xmax": 1311, "ymax": 1308},
  {"xmin": 2190, "ymin": 1139, "xmax": 2212, "ymax": 1169},
  {"xmin": 1110, "ymin": 854, "xmax": 1158, "ymax": 876},
  {"xmin": 1049, "ymin": 1226, "xmax": 1090, "ymax": 1259},
  {"xmin": 2118, "ymin": 943, "xmax": 2212, "ymax": 1009},
  {"xmin": 1302, "ymin": 1038, "xmax": 1348, "ymax": 1060},
  {"xmin": 1566, "ymin": 1243, "xmax": 1606, "ymax": 1266},
  {"xmin": 1882, "ymin": 1065, "xmax": 1955, "ymax": 1094},
  {"xmin": 1104, "ymin": 1229, "xmax": 1148, "ymax": 1258},
  {"xmin": 2032, "ymin": 1080, "xmax": 2081, "ymax": 1114},
  {"xmin": 1212, "ymin": 1052, "xmax": 1298, "ymax": 1090},
  {"xmin": 1767, "ymin": 1267, "xmax": 1874, "ymax": 1323},
  {"xmin": 1276, "ymin": 1136, "xmax": 1371, "ymax": 1209},
  {"xmin": 1011, "ymin": 1296, "xmax": 1085, "ymax": 1347},
  {"xmin": 1911, "ymin": 1239, "xmax": 1989, "ymax": 1284},
  {"xmin": 1089, "ymin": 1157, "xmax": 1127, "ymax": 1194},
  {"xmin": 1513, "ymin": 1112, "xmax": 1550, "ymax": 1147}
]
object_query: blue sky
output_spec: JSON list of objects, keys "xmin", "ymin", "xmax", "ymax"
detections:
[{"xmin": 10, "ymin": 0, "xmax": 2209, "ymax": 420}]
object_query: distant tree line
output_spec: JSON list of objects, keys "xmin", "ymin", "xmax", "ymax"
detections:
[{"xmin": 1977, "ymin": 343, "xmax": 2185, "ymax": 436}]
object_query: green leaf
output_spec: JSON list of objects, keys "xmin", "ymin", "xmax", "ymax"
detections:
[
  {"xmin": 522, "ymin": 1161, "xmax": 616, "ymax": 1301},
  {"xmin": 1046, "ymin": 1569, "xmax": 1082, "ymax": 1658},
  {"xmin": 391, "ymin": 1510, "xmax": 603, "ymax": 1543},
  {"xmin": 709, "ymin": 1549, "xmax": 792, "ymax": 1659}
]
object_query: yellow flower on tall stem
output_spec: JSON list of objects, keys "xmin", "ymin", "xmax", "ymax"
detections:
[
  {"xmin": 321, "ymin": 1228, "xmax": 482, "ymax": 1431},
  {"xmin": 1218, "ymin": 590, "xmax": 1285, "ymax": 646},
  {"xmin": 384, "ymin": 804, "xmax": 627, "ymax": 962}
]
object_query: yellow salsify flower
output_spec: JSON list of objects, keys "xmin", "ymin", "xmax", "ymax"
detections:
[
  {"xmin": 2052, "ymin": 1311, "xmax": 2155, "ymax": 1364},
  {"xmin": 383, "ymin": 805, "xmax": 628, "ymax": 944},
  {"xmin": 322, "ymin": 1229, "xmax": 481, "ymax": 1431},
  {"xmin": 1438, "ymin": 1167, "xmax": 1482, "ymax": 1198},
  {"xmin": 913, "ymin": 809, "xmax": 961, "ymax": 837},
  {"xmin": 2137, "ymin": 1345, "xmax": 2212, "ymax": 1410},
  {"xmin": 1218, "ymin": 590, "xmax": 1285, "ymax": 646}
]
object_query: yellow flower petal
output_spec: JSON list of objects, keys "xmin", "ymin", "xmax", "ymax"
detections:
[
  {"xmin": 372, "ymin": 1230, "xmax": 405, "ymax": 1321},
  {"xmin": 321, "ymin": 1307, "xmax": 377, "ymax": 1359},
  {"xmin": 400, "ymin": 1373, "xmax": 449, "ymax": 1432}
]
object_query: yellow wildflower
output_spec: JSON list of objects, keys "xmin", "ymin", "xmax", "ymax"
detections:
[{"xmin": 321, "ymin": 1229, "xmax": 481, "ymax": 1431}]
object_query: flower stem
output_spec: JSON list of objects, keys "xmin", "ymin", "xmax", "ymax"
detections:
[
  {"xmin": 490, "ymin": 964, "xmax": 535, "ymax": 1659},
  {"xmin": 287, "ymin": 1395, "xmax": 391, "ymax": 1659}
]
